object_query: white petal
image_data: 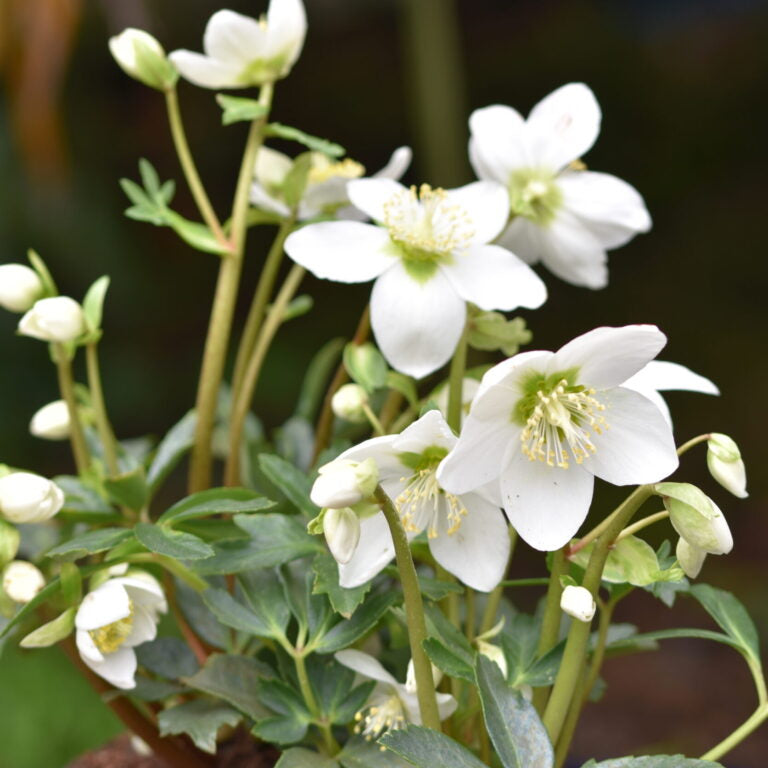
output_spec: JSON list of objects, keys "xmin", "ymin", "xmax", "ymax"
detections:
[
  {"xmin": 338, "ymin": 513, "xmax": 395, "ymax": 588},
  {"xmin": 392, "ymin": 409, "xmax": 456, "ymax": 455},
  {"xmin": 250, "ymin": 184, "xmax": 292, "ymax": 217},
  {"xmin": 76, "ymin": 629, "xmax": 104, "ymax": 663},
  {"xmin": 474, "ymin": 350, "xmax": 554, "ymax": 404},
  {"xmin": 118, "ymin": 576, "xmax": 165, "ymax": 603},
  {"xmin": 553, "ymin": 325, "xmax": 667, "ymax": 390},
  {"xmin": 501, "ymin": 446, "xmax": 595, "ymax": 551},
  {"xmin": 436, "ymin": 692, "xmax": 458, "ymax": 722},
  {"xmin": 264, "ymin": 0, "xmax": 307, "ymax": 65},
  {"xmin": 168, "ymin": 50, "xmax": 242, "ymax": 89},
  {"xmin": 335, "ymin": 434, "xmax": 404, "ymax": 483},
  {"xmin": 75, "ymin": 582, "xmax": 131, "ymax": 631},
  {"xmin": 334, "ymin": 649, "xmax": 399, "ymax": 687},
  {"xmin": 526, "ymin": 83, "xmax": 601, "ymax": 170},
  {"xmin": 429, "ymin": 493, "xmax": 509, "ymax": 592},
  {"xmin": 126, "ymin": 605, "xmax": 158, "ymax": 647},
  {"xmin": 468, "ymin": 105, "xmax": 529, "ymax": 183},
  {"xmin": 204, "ymin": 10, "xmax": 268, "ymax": 64},
  {"xmin": 370, "ymin": 262, "xmax": 465, "ymax": 378},
  {"xmin": 444, "ymin": 181, "xmax": 510, "ymax": 245},
  {"xmin": 496, "ymin": 217, "xmax": 542, "ymax": 265},
  {"xmin": 373, "ymin": 146, "xmax": 412, "ymax": 180},
  {"xmin": 442, "ymin": 243, "xmax": 547, "ymax": 311},
  {"xmin": 347, "ymin": 178, "xmax": 405, "ymax": 222},
  {"xmin": 584, "ymin": 387, "xmax": 679, "ymax": 486},
  {"xmin": 284, "ymin": 221, "xmax": 396, "ymax": 283},
  {"xmin": 82, "ymin": 647, "xmax": 138, "ymax": 690},
  {"xmin": 559, "ymin": 170, "xmax": 651, "ymax": 249},
  {"xmin": 623, "ymin": 360, "xmax": 719, "ymax": 395}
]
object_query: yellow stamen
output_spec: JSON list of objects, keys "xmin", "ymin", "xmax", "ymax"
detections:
[
  {"xmin": 89, "ymin": 600, "xmax": 134, "ymax": 654},
  {"xmin": 396, "ymin": 467, "xmax": 467, "ymax": 537},
  {"xmin": 308, "ymin": 156, "xmax": 365, "ymax": 184}
]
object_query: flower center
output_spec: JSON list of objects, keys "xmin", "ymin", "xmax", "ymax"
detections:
[
  {"xmin": 508, "ymin": 169, "xmax": 562, "ymax": 226},
  {"xmin": 89, "ymin": 600, "xmax": 134, "ymax": 654},
  {"xmin": 519, "ymin": 379, "xmax": 607, "ymax": 469},
  {"xmin": 308, "ymin": 156, "xmax": 365, "ymax": 185},
  {"xmin": 354, "ymin": 694, "xmax": 407, "ymax": 741}
]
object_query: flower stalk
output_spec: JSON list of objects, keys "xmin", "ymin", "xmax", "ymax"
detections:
[
  {"xmin": 54, "ymin": 344, "xmax": 90, "ymax": 475},
  {"xmin": 85, "ymin": 342, "xmax": 119, "ymax": 477},
  {"xmin": 446, "ymin": 312, "xmax": 469, "ymax": 433}
]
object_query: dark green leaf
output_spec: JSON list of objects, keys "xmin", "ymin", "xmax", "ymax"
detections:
[
  {"xmin": 158, "ymin": 487, "xmax": 274, "ymax": 524},
  {"xmin": 176, "ymin": 580, "xmax": 229, "ymax": 650},
  {"xmin": 312, "ymin": 552, "xmax": 370, "ymax": 618},
  {"xmin": 607, "ymin": 628, "xmax": 741, "ymax": 652},
  {"xmin": 201, "ymin": 588, "xmax": 273, "ymax": 637},
  {"xmin": 104, "ymin": 467, "xmax": 149, "ymax": 512},
  {"xmin": 135, "ymin": 637, "xmax": 199, "ymax": 679},
  {"xmin": 424, "ymin": 637, "xmax": 475, "ymax": 683},
  {"xmin": 46, "ymin": 528, "xmax": 133, "ymax": 561},
  {"xmin": 216, "ymin": 94, "xmax": 269, "ymax": 125},
  {"xmin": 147, "ymin": 410, "xmax": 197, "ymax": 494},
  {"xmin": 580, "ymin": 757, "xmax": 723, "ymax": 767},
  {"xmin": 239, "ymin": 569, "xmax": 291, "ymax": 639},
  {"xmin": 258, "ymin": 454, "xmax": 317, "ymax": 517},
  {"xmin": 265, "ymin": 123, "xmax": 345, "ymax": 157},
  {"xmin": 134, "ymin": 523, "xmax": 215, "ymax": 560},
  {"xmin": 54, "ymin": 475, "xmax": 119, "ymax": 523},
  {"xmin": 380, "ymin": 726, "xmax": 488, "ymax": 768},
  {"xmin": 127, "ymin": 675, "xmax": 186, "ymax": 702},
  {"xmin": 339, "ymin": 738, "xmax": 410, "ymax": 768},
  {"xmin": 252, "ymin": 715, "xmax": 309, "ymax": 745},
  {"xmin": 313, "ymin": 592, "xmax": 398, "ymax": 653},
  {"xmin": 276, "ymin": 748, "xmax": 339, "ymax": 768},
  {"xmin": 158, "ymin": 700, "xmax": 240, "ymax": 753}
]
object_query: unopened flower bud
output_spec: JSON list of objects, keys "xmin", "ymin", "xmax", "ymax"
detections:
[
  {"xmin": 476, "ymin": 640, "xmax": 508, "ymax": 678},
  {"xmin": 560, "ymin": 585, "xmax": 596, "ymax": 622},
  {"xmin": 0, "ymin": 264, "xmax": 44, "ymax": 313},
  {"xmin": 707, "ymin": 433, "xmax": 747, "ymax": 499},
  {"xmin": 659, "ymin": 483, "xmax": 733, "ymax": 554},
  {"xmin": 310, "ymin": 458, "xmax": 379, "ymax": 509},
  {"xmin": 19, "ymin": 296, "xmax": 85, "ymax": 342},
  {"xmin": 405, "ymin": 659, "xmax": 443, "ymax": 694},
  {"xmin": 323, "ymin": 507, "xmax": 361, "ymax": 565},
  {"xmin": 331, "ymin": 384, "xmax": 369, "ymax": 423},
  {"xmin": 0, "ymin": 472, "xmax": 65, "ymax": 524},
  {"xmin": 3, "ymin": 560, "xmax": 45, "ymax": 603},
  {"xmin": 109, "ymin": 29, "xmax": 178, "ymax": 91},
  {"xmin": 676, "ymin": 537, "xmax": 706, "ymax": 579},
  {"xmin": 30, "ymin": 400, "xmax": 71, "ymax": 441}
]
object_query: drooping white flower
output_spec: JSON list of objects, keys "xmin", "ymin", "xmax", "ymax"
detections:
[
  {"xmin": 707, "ymin": 433, "xmax": 747, "ymax": 499},
  {"xmin": 335, "ymin": 649, "xmax": 456, "ymax": 741},
  {"xmin": 30, "ymin": 400, "xmax": 71, "ymax": 441},
  {"xmin": 622, "ymin": 360, "xmax": 718, "ymax": 426},
  {"xmin": 285, "ymin": 179, "xmax": 547, "ymax": 377},
  {"xmin": 2, "ymin": 560, "xmax": 45, "ymax": 603},
  {"xmin": 251, "ymin": 146, "xmax": 412, "ymax": 221},
  {"xmin": 109, "ymin": 29, "xmax": 177, "ymax": 91},
  {"xmin": 331, "ymin": 410, "xmax": 511, "ymax": 592},
  {"xmin": 169, "ymin": 0, "xmax": 307, "ymax": 89},
  {"xmin": 331, "ymin": 383, "xmax": 369, "ymax": 423},
  {"xmin": 438, "ymin": 325, "xmax": 679, "ymax": 551},
  {"xmin": 0, "ymin": 472, "xmax": 64, "ymax": 524},
  {"xmin": 0, "ymin": 264, "xmax": 43, "ymax": 313},
  {"xmin": 75, "ymin": 574, "xmax": 167, "ymax": 689},
  {"xmin": 310, "ymin": 458, "xmax": 379, "ymax": 509},
  {"xmin": 18, "ymin": 296, "xmax": 85, "ymax": 343},
  {"xmin": 560, "ymin": 585, "xmax": 596, "ymax": 622},
  {"xmin": 469, "ymin": 83, "xmax": 651, "ymax": 289}
]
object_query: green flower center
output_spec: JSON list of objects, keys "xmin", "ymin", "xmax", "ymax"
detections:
[
  {"xmin": 508, "ymin": 169, "xmax": 562, "ymax": 226},
  {"xmin": 89, "ymin": 600, "xmax": 134, "ymax": 654}
]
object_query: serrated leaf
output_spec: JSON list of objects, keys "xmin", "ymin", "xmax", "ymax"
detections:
[
  {"xmin": 216, "ymin": 94, "xmax": 269, "ymax": 125},
  {"xmin": 147, "ymin": 410, "xmax": 197, "ymax": 494},
  {"xmin": 312, "ymin": 552, "xmax": 370, "ymax": 618},
  {"xmin": 258, "ymin": 454, "xmax": 317, "ymax": 517},
  {"xmin": 158, "ymin": 487, "xmax": 274, "ymax": 524},
  {"xmin": 380, "ymin": 726, "xmax": 488, "ymax": 768},
  {"xmin": 276, "ymin": 748, "xmax": 339, "ymax": 768},
  {"xmin": 135, "ymin": 523, "xmax": 214, "ymax": 560},
  {"xmin": 265, "ymin": 123, "xmax": 345, "ymax": 157},
  {"xmin": 580, "ymin": 757, "xmax": 723, "ymax": 767},
  {"xmin": 46, "ymin": 528, "xmax": 133, "ymax": 561},
  {"xmin": 424, "ymin": 637, "xmax": 475, "ymax": 683},
  {"xmin": 313, "ymin": 592, "xmax": 398, "ymax": 653},
  {"xmin": 239, "ymin": 568, "xmax": 291, "ymax": 640},
  {"xmin": 135, "ymin": 637, "xmax": 199, "ymax": 679},
  {"xmin": 158, "ymin": 700, "xmax": 240, "ymax": 753},
  {"xmin": 82, "ymin": 276, "xmax": 110, "ymax": 333}
]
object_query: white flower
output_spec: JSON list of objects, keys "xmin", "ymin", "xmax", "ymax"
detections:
[
  {"xmin": 469, "ymin": 83, "xmax": 651, "ymax": 289},
  {"xmin": 310, "ymin": 458, "xmax": 379, "ymax": 509},
  {"xmin": 285, "ymin": 179, "xmax": 547, "ymax": 377},
  {"xmin": 19, "ymin": 296, "xmax": 85, "ymax": 343},
  {"xmin": 331, "ymin": 383, "xmax": 369, "ymax": 423},
  {"xmin": 109, "ymin": 29, "xmax": 177, "ymax": 91},
  {"xmin": 2, "ymin": 560, "xmax": 45, "ymax": 603},
  {"xmin": 30, "ymin": 400, "xmax": 71, "ymax": 441},
  {"xmin": 169, "ymin": 0, "xmax": 307, "ymax": 89},
  {"xmin": 0, "ymin": 472, "xmax": 64, "ymax": 524},
  {"xmin": 75, "ymin": 574, "xmax": 167, "ymax": 689},
  {"xmin": 251, "ymin": 146, "xmax": 412, "ymax": 221},
  {"xmin": 332, "ymin": 410, "xmax": 511, "ymax": 592},
  {"xmin": 560, "ymin": 585, "xmax": 596, "ymax": 622},
  {"xmin": 335, "ymin": 649, "xmax": 456, "ymax": 741},
  {"xmin": 0, "ymin": 264, "xmax": 43, "ymax": 313},
  {"xmin": 707, "ymin": 433, "xmax": 747, "ymax": 499},
  {"xmin": 438, "ymin": 325, "xmax": 679, "ymax": 551},
  {"xmin": 622, "ymin": 359, "xmax": 718, "ymax": 426}
]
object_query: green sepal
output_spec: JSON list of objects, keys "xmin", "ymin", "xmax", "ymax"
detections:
[
  {"xmin": 27, "ymin": 248, "xmax": 58, "ymax": 296},
  {"xmin": 216, "ymin": 94, "xmax": 269, "ymax": 125},
  {"xmin": 82, "ymin": 276, "xmax": 110, "ymax": 335}
]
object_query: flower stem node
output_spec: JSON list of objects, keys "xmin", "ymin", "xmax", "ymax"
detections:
[
  {"xmin": 0, "ymin": 264, "xmax": 44, "ymax": 313},
  {"xmin": 2, "ymin": 560, "xmax": 45, "ymax": 604},
  {"xmin": 109, "ymin": 29, "xmax": 178, "ymax": 91},
  {"xmin": 707, "ymin": 433, "xmax": 748, "ymax": 499},
  {"xmin": 310, "ymin": 458, "xmax": 379, "ymax": 509},
  {"xmin": 560, "ymin": 584, "xmax": 596, "ymax": 622},
  {"xmin": 18, "ymin": 297, "xmax": 85, "ymax": 343},
  {"xmin": 0, "ymin": 472, "xmax": 65, "ymax": 524},
  {"xmin": 30, "ymin": 400, "xmax": 71, "ymax": 441},
  {"xmin": 331, "ymin": 383, "xmax": 369, "ymax": 423}
]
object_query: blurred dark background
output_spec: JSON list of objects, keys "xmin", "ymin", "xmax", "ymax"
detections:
[{"xmin": 0, "ymin": 0, "xmax": 766, "ymax": 765}]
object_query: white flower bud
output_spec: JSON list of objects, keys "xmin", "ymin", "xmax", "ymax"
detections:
[
  {"xmin": 3, "ymin": 560, "xmax": 45, "ymax": 603},
  {"xmin": 30, "ymin": 400, "xmax": 71, "ymax": 441},
  {"xmin": 109, "ymin": 29, "xmax": 177, "ymax": 91},
  {"xmin": 323, "ymin": 507, "xmax": 361, "ymax": 565},
  {"xmin": 19, "ymin": 296, "xmax": 85, "ymax": 342},
  {"xmin": 0, "ymin": 264, "xmax": 44, "ymax": 313},
  {"xmin": 707, "ymin": 433, "xmax": 747, "ymax": 499},
  {"xmin": 310, "ymin": 458, "xmax": 379, "ymax": 509},
  {"xmin": 331, "ymin": 384, "xmax": 369, "ymax": 423},
  {"xmin": 476, "ymin": 640, "xmax": 508, "ymax": 679},
  {"xmin": 405, "ymin": 658, "xmax": 443, "ymax": 694},
  {"xmin": 661, "ymin": 484, "xmax": 733, "ymax": 555},
  {"xmin": 560, "ymin": 585, "xmax": 596, "ymax": 622},
  {"xmin": 0, "ymin": 472, "xmax": 65, "ymax": 523},
  {"xmin": 676, "ymin": 537, "xmax": 706, "ymax": 579}
]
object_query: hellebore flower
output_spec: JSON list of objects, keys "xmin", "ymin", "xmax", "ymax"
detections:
[
  {"xmin": 75, "ymin": 574, "xmax": 167, "ymax": 689},
  {"xmin": 438, "ymin": 325, "xmax": 679, "ymax": 551},
  {"xmin": 285, "ymin": 179, "xmax": 546, "ymax": 377},
  {"xmin": 109, "ymin": 29, "xmax": 177, "ymax": 91},
  {"xmin": 169, "ymin": 0, "xmax": 307, "ymax": 89},
  {"xmin": 0, "ymin": 473, "xmax": 64, "ymax": 524},
  {"xmin": 30, "ymin": 400, "xmax": 71, "ymax": 441},
  {"xmin": 310, "ymin": 458, "xmax": 379, "ymax": 509},
  {"xmin": 331, "ymin": 383, "xmax": 369, "ymax": 423},
  {"xmin": 2, "ymin": 560, "xmax": 45, "ymax": 604},
  {"xmin": 0, "ymin": 264, "xmax": 43, "ymax": 313},
  {"xmin": 469, "ymin": 83, "xmax": 651, "ymax": 289},
  {"xmin": 335, "ymin": 649, "xmax": 456, "ymax": 741},
  {"xmin": 707, "ymin": 433, "xmax": 748, "ymax": 499},
  {"xmin": 19, "ymin": 297, "xmax": 85, "ymax": 343}
]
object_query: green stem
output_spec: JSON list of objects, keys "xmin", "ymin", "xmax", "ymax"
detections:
[
  {"xmin": 54, "ymin": 344, "xmax": 90, "ymax": 475},
  {"xmin": 446, "ymin": 312, "xmax": 469, "ymax": 433},
  {"xmin": 124, "ymin": 553, "xmax": 208, "ymax": 592},
  {"xmin": 700, "ymin": 703, "xmax": 768, "ymax": 762},
  {"xmin": 553, "ymin": 665, "xmax": 588, "ymax": 768},
  {"xmin": 465, "ymin": 587, "xmax": 476, "ymax": 643},
  {"xmin": 188, "ymin": 84, "xmax": 273, "ymax": 493},
  {"xmin": 500, "ymin": 578, "xmax": 550, "ymax": 587},
  {"xmin": 480, "ymin": 528, "xmax": 518, "ymax": 635},
  {"xmin": 616, "ymin": 510, "xmax": 668, "ymax": 542},
  {"xmin": 677, "ymin": 433, "xmax": 712, "ymax": 457},
  {"xmin": 542, "ymin": 485, "xmax": 652, "ymax": 743},
  {"xmin": 164, "ymin": 87, "xmax": 228, "ymax": 248},
  {"xmin": 376, "ymin": 485, "xmax": 441, "ymax": 731},
  {"xmin": 362, "ymin": 402, "xmax": 386, "ymax": 436},
  {"xmin": 224, "ymin": 264, "xmax": 305, "ymax": 485},
  {"xmin": 85, "ymin": 342, "xmax": 119, "ymax": 477},
  {"xmin": 581, "ymin": 597, "xmax": 616, "ymax": 705},
  {"xmin": 231, "ymin": 218, "xmax": 295, "ymax": 399}
]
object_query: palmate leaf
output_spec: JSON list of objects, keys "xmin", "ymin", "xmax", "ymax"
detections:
[
  {"xmin": 276, "ymin": 748, "xmax": 339, "ymax": 768},
  {"xmin": 312, "ymin": 551, "xmax": 370, "ymax": 619},
  {"xmin": 158, "ymin": 700, "xmax": 240, "ymax": 753}
]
